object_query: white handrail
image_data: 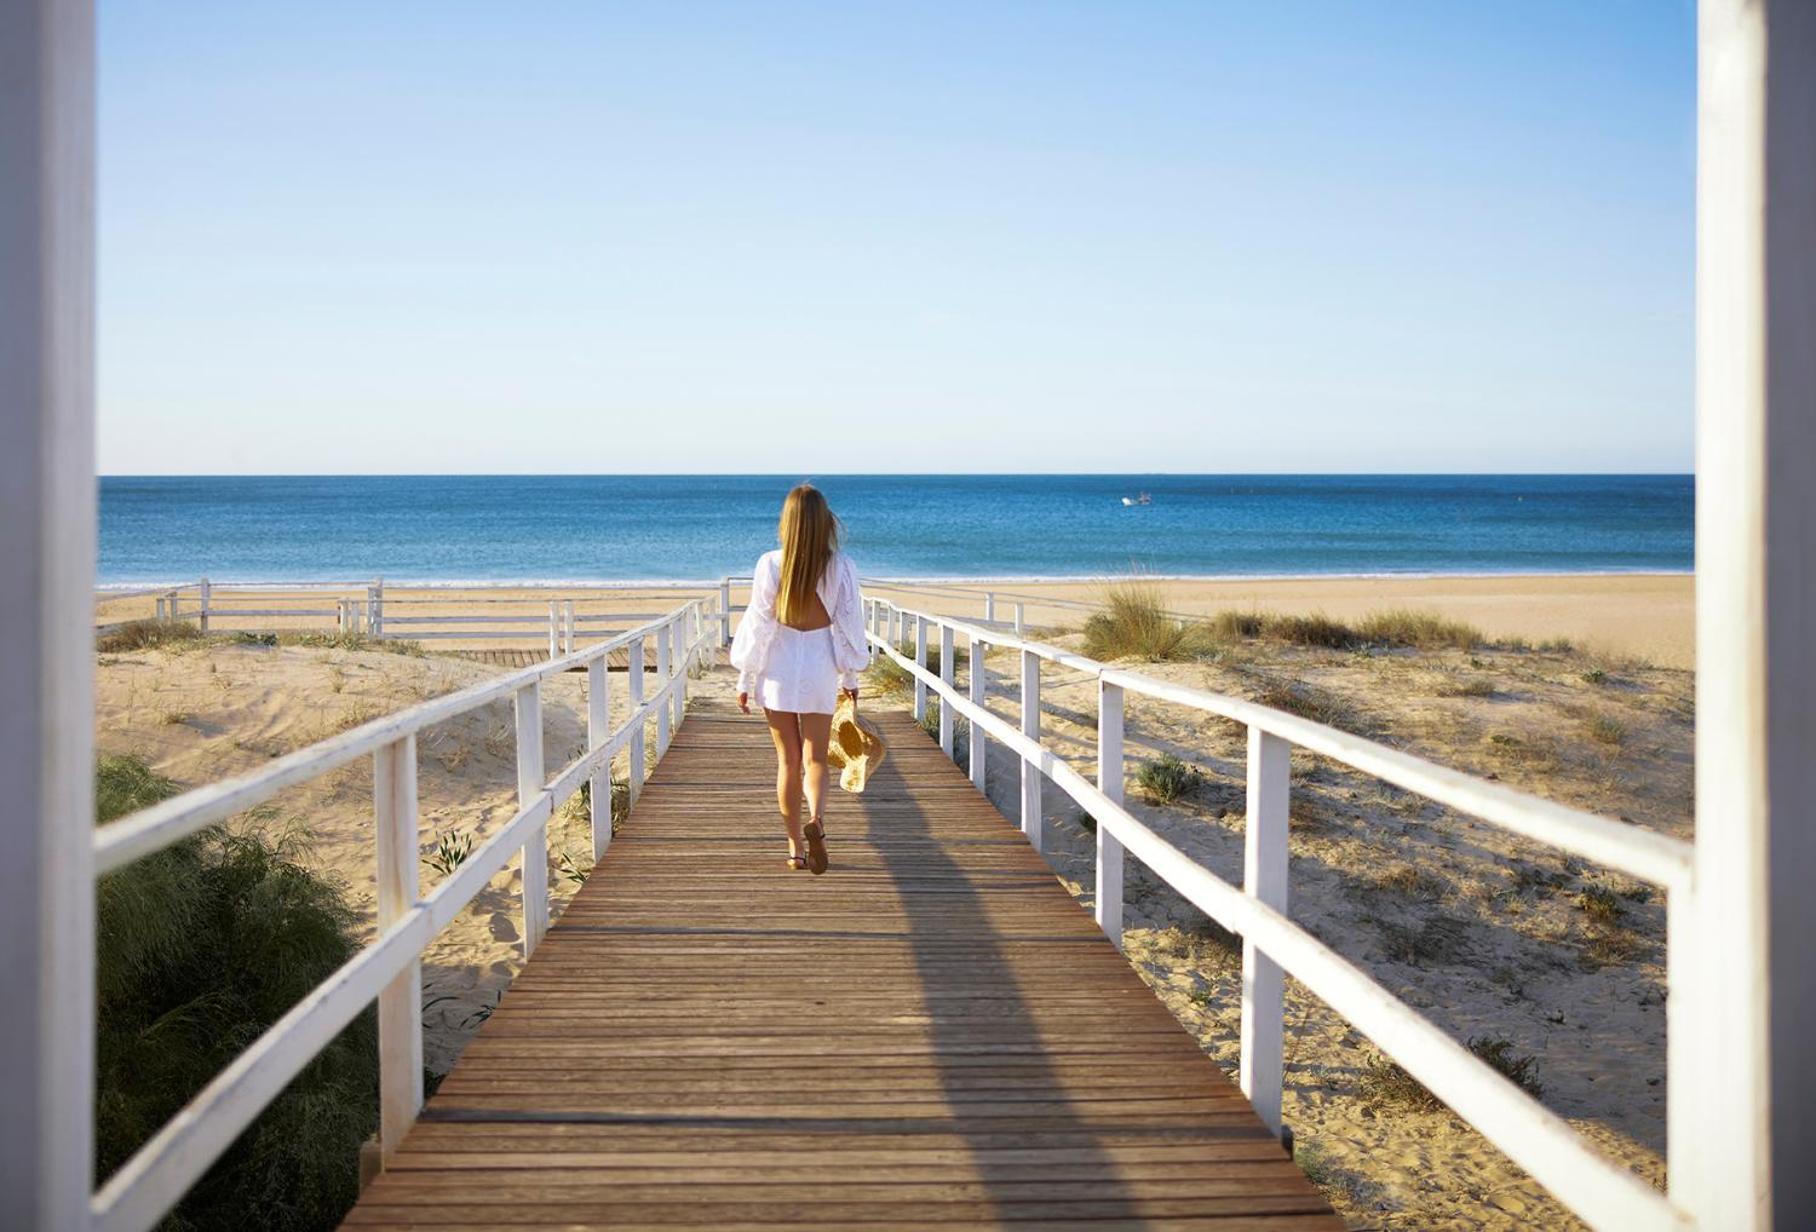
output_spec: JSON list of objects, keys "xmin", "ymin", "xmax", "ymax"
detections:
[
  {"xmin": 90, "ymin": 598, "xmax": 717, "ymax": 1232},
  {"xmin": 867, "ymin": 599, "xmax": 1691, "ymax": 1232}
]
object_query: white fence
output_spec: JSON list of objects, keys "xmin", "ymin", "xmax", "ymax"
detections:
[
  {"xmin": 87, "ymin": 598, "xmax": 717, "ymax": 1232},
  {"xmin": 864, "ymin": 596, "xmax": 1694, "ymax": 1231}
]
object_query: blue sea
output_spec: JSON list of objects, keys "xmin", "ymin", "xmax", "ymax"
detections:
[{"xmin": 96, "ymin": 475, "xmax": 1694, "ymax": 586}]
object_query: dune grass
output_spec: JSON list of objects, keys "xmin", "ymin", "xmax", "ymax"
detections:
[
  {"xmin": 95, "ymin": 754, "xmax": 377, "ymax": 1231},
  {"xmin": 1083, "ymin": 581, "xmax": 1213, "ymax": 661},
  {"xmin": 96, "ymin": 619, "xmax": 203, "ymax": 653}
]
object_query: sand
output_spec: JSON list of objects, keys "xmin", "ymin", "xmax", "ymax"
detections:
[{"xmin": 93, "ymin": 575, "xmax": 1691, "ymax": 1228}]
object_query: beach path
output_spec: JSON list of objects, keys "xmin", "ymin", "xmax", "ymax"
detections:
[{"xmin": 342, "ymin": 701, "xmax": 1339, "ymax": 1230}]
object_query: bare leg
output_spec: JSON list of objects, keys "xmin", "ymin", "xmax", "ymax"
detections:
[
  {"xmin": 799, "ymin": 711, "xmax": 834, "ymax": 827},
  {"xmin": 764, "ymin": 709, "xmax": 805, "ymax": 860}
]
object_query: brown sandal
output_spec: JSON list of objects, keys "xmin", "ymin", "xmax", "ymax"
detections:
[
  {"xmin": 803, "ymin": 819, "xmax": 829, "ymax": 876},
  {"xmin": 786, "ymin": 848, "xmax": 809, "ymax": 872}
]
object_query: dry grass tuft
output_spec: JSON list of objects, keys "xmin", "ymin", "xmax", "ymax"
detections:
[
  {"xmin": 1083, "ymin": 580, "xmax": 1212, "ymax": 661},
  {"xmin": 96, "ymin": 620, "xmax": 203, "ymax": 653}
]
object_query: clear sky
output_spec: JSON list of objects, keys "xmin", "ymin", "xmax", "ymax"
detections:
[{"xmin": 97, "ymin": 1, "xmax": 1695, "ymax": 475}]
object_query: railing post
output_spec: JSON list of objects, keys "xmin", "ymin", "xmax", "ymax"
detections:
[
  {"xmin": 1020, "ymin": 647, "xmax": 1042, "ymax": 852},
  {"xmin": 984, "ymin": 592, "xmax": 996, "ymax": 624},
  {"xmin": 1096, "ymin": 679, "xmax": 1126, "ymax": 950},
  {"xmin": 547, "ymin": 601, "xmax": 559, "ymax": 659},
  {"xmin": 198, "ymin": 576, "xmax": 211, "ymax": 634},
  {"xmin": 565, "ymin": 599, "xmax": 576, "ymax": 653},
  {"xmin": 373, "ymin": 735, "xmax": 422, "ymax": 1158},
  {"xmin": 1241, "ymin": 726, "xmax": 1290, "ymax": 1137},
  {"xmin": 969, "ymin": 633, "xmax": 988, "ymax": 791},
  {"xmin": 514, "ymin": 682, "xmax": 549, "ymax": 957},
  {"xmin": 913, "ymin": 614, "xmax": 929, "ymax": 722},
  {"xmin": 155, "ymin": 595, "xmax": 167, "ymax": 623},
  {"xmin": 670, "ymin": 615, "xmax": 685, "ymax": 732},
  {"xmin": 628, "ymin": 636, "xmax": 646, "ymax": 803},
  {"xmin": 367, "ymin": 583, "xmax": 380, "ymax": 640},
  {"xmin": 371, "ymin": 577, "xmax": 384, "ymax": 638},
  {"xmin": 938, "ymin": 623, "xmax": 955, "ymax": 757},
  {"xmin": 719, "ymin": 576, "xmax": 732, "ymax": 647},
  {"xmin": 1013, "ymin": 601, "xmax": 1025, "ymax": 635},
  {"xmin": 656, "ymin": 617, "xmax": 673, "ymax": 755},
  {"xmin": 587, "ymin": 657, "xmax": 611, "ymax": 862}
]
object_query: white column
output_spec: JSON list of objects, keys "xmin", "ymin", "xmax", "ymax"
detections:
[
  {"xmin": 968, "ymin": 634, "xmax": 988, "ymax": 791},
  {"xmin": 656, "ymin": 617, "xmax": 673, "ymax": 755},
  {"xmin": 628, "ymin": 637, "xmax": 646, "ymax": 803},
  {"xmin": 913, "ymin": 614, "xmax": 929, "ymax": 722},
  {"xmin": 1019, "ymin": 648, "xmax": 1042, "ymax": 851},
  {"xmin": 1095, "ymin": 679, "xmax": 1126, "ymax": 950},
  {"xmin": 719, "ymin": 577, "xmax": 733, "ymax": 647},
  {"xmin": 514, "ymin": 683, "xmax": 548, "ymax": 957},
  {"xmin": 587, "ymin": 658, "xmax": 611, "ymax": 862},
  {"xmin": 938, "ymin": 623, "xmax": 955, "ymax": 757},
  {"xmin": 1680, "ymin": 4, "xmax": 1816, "ymax": 1226},
  {"xmin": 1240, "ymin": 727, "xmax": 1290, "ymax": 1136},
  {"xmin": 0, "ymin": 2, "xmax": 95, "ymax": 1220},
  {"xmin": 374, "ymin": 736, "xmax": 422, "ymax": 1158}
]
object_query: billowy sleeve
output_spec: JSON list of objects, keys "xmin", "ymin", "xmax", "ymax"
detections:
[
  {"xmin": 829, "ymin": 553, "xmax": 869, "ymax": 690},
  {"xmin": 730, "ymin": 554, "xmax": 780, "ymax": 695}
]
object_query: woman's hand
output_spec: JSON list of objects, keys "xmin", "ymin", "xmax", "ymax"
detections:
[{"xmin": 738, "ymin": 692, "xmax": 750, "ymax": 714}]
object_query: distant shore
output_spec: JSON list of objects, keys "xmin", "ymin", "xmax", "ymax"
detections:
[{"xmin": 97, "ymin": 571, "xmax": 1694, "ymax": 669}]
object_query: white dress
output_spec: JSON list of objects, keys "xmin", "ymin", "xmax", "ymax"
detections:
[{"xmin": 731, "ymin": 549, "xmax": 868, "ymax": 716}]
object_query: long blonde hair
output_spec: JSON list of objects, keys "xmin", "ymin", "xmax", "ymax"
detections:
[{"xmin": 776, "ymin": 484, "xmax": 838, "ymax": 624}]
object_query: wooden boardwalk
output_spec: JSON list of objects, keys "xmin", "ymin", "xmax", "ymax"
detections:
[{"xmin": 344, "ymin": 703, "xmax": 1339, "ymax": 1230}]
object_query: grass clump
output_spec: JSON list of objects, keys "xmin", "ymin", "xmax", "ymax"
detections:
[
  {"xmin": 1356, "ymin": 608, "xmax": 1482, "ymax": 650},
  {"xmin": 1585, "ymin": 711, "xmax": 1628, "ymax": 747},
  {"xmin": 424, "ymin": 829, "xmax": 475, "ymax": 877},
  {"xmin": 1358, "ymin": 1036, "xmax": 1541, "ymax": 1114},
  {"xmin": 96, "ymin": 619, "xmax": 203, "ymax": 653},
  {"xmin": 95, "ymin": 754, "xmax": 377, "ymax": 1231},
  {"xmin": 1575, "ymin": 884, "xmax": 1624, "ymax": 926},
  {"xmin": 1135, "ymin": 753, "xmax": 1203, "ymax": 804},
  {"xmin": 1083, "ymin": 581, "xmax": 1210, "ymax": 662}
]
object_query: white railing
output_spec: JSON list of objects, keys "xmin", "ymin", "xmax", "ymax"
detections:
[
  {"xmin": 864, "ymin": 597, "xmax": 1694, "ymax": 1232},
  {"xmin": 87, "ymin": 597, "xmax": 718, "ymax": 1232}
]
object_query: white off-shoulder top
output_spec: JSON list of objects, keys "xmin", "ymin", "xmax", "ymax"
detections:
[{"xmin": 730, "ymin": 549, "xmax": 869, "ymax": 695}]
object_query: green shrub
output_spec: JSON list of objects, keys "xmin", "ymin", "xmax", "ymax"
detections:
[
  {"xmin": 96, "ymin": 619, "xmax": 203, "ymax": 653},
  {"xmin": 1083, "ymin": 581, "xmax": 1208, "ymax": 661},
  {"xmin": 1135, "ymin": 753, "xmax": 1202, "ymax": 804},
  {"xmin": 94, "ymin": 754, "xmax": 377, "ymax": 1231}
]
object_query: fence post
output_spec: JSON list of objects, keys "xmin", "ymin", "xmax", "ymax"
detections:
[
  {"xmin": 373, "ymin": 735, "xmax": 422, "ymax": 1158},
  {"xmin": 671, "ymin": 616, "xmax": 686, "ymax": 731},
  {"xmin": 514, "ymin": 682, "xmax": 549, "ymax": 958},
  {"xmin": 198, "ymin": 577, "xmax": 211, "ymax": 634},
  {"xmin": 719, "ymin": 576, "xmax": 733, "ymax": 647},
  {"xmin": 656, "ymin": 617, "xmax": 673, "ymax": 755},
  {"xmin": 155, "ymin": 595, "xmax": 166, "ymax": 623},
  {"xmin": 1020, "ymin": 648, "xmax": 1042, "ymax": 851},
  {"xmin": 985, "ymin": 592, "xmax": 996, "ymax": 624},
  {"xmin": 1241, "ymin": 726, "xmax": 1290, "ymax": 1137},
  {"xmin": 564, "ymin": 599, "xmax": 576, "ymax": 653},
  {"xmin": 969, "ymin": 634, "xmax": 988, "ymax": 791},
  {"xmin": 367, "ymin": 583, "xmax": 379, "ymax": 640},
  {"xmin": 547, "ymin": 601, "xmax": 559, "ymax": 659},
  {"xmin": 587, "ymin": 657, "xmax": 611, "ymax": 862},
  {"xmin": 628, "ymin": 636, "xmax": 646, "ymax": 803},
  {"xmin": 913, "ymin": 614, "xmax": 929, "ymax": 722},
  {"xmin": 371, "ymin": 577, "xmax": 384, "ymax": 638},
  {"xmin": 1013, "ymin": 601, "xmax": 1025, "ymax": 635},
  {"xmin": 1096, "ymin": 679, "xmax": 1126, "ymax": 950},
  {"xmin": 938, "ymin": 623, "xmax": 955, "ymax": 758}
]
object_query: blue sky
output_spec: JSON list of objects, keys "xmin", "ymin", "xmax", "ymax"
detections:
[{"xmin": 97, "ymin": 1, "xmax": 1695, "ymax": 475}]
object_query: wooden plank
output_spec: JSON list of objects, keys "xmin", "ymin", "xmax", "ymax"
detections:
[{"xmin": 342, "ymin": 705, "xmax": 1338, "ymax": 1230}]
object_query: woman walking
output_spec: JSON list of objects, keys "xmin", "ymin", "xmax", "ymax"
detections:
[{"xmin": 731, "ymin": 484, "xmax": 869, "ymax": 873}]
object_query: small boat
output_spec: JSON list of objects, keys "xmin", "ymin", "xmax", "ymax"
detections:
[{"xmin": 1121, "ymin": 492, "xmax": 1153, "ymax": 507}]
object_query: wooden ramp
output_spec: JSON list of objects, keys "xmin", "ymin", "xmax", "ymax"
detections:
[{"xmin": 344, "ymin": 703, "xmax": 1340, "ymax": 1231}]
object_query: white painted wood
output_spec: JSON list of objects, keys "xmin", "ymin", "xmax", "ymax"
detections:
[
  {"xmin": 628, "ymin": 636, "xmax": 646, "ymax": 803},
  {"xmin": 1013, "ymin": 601, "xmax": 1025, "ymax": 635},
  {"xmin": 198, "ymin": 577, "xmax": 211, "ymax": 633},
  {"xmin": 913, "ymin": 614, "xmax": 929, "ymax": 722},
  {"xmin": 547, "ymin": 601, "xmax": 559, "ymax": 658},
  {"xmin": 670, "ymin": 614, "xmax": 685, "ymax": 731},
  {"xmin": 1683, "ymin": 3, "xmax": 1816, "ymax": 1224},
  {"xmin": 1095, "ymin": 679, "xmax": 1125, "ymax": 950},
  {"xmin": 0, "ymin": 2, "xmax": 95, "ymax": 1220},
  {"xmin": 1019, "ymin": 646, "xmax": 1042, "ymax": 852},
  {"xmin": 984, "ymin": 592, "xmax": 996, "ymax": 623},
  {"xmin": 719, "ymin": 576, "xmax": 733, "ymax": 646},
  {"xmin": 155, "ymin": 595, "xmax": 167, "ymax": 622},
  {"xmin": 938, "ymin": 623, "xmax": 956, "ymax": 757},
  {"xmin": 587, "ymin": 658, "xmax": 610, "ymax": 862},
  {"xmin": 514, "ymin": 683, "xmax": 549, "ymax": 958},
  {"xmin": 371, "ymin": 578, "xmax": 384, "ymax": 637},
  {"xmin": 968, "ymin": 632, "xmax": 988, "ymax": 791},
  {"xmin": 90, "ymin": 907, "xmax": 438, "ymax": 1232},
  {"xmin": 1241, "ymin": 727, "xmax": 1290, "ymax": 1136},
  {"xmin": 373, "ymin": 736, "xmax": 422, "ymax": 1159},
  {"xmin": 656, "ymin": 617, "xmax": 673, "ymax": 755}
]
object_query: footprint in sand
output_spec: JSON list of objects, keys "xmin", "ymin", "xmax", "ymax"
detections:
[{"xmin": 488, "ymin": 912, "xmax": 519, "ymax": 944}]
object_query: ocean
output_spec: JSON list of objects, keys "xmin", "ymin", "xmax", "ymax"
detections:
[{"xmin": 96, "ymin": 474, "xmax": 1694, "ymax": 586}]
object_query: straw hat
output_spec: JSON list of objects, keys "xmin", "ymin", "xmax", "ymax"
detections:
[{"xmin": 827, "ymin": 694, "xmax": 887, "ymax": 793}]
